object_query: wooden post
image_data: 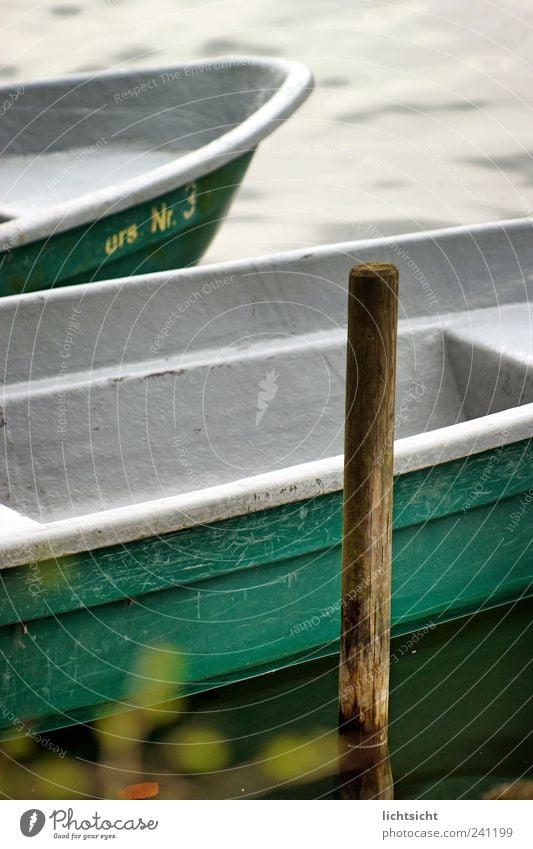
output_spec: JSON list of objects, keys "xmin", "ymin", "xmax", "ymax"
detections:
[{"xmin": 338, "ymin": 262, "xmax": 399, "ymax": 800}]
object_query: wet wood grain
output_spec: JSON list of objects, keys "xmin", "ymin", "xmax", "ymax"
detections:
[{"xmin": 339, "ymin": 263, "xmax": 399, "ymax": 799}]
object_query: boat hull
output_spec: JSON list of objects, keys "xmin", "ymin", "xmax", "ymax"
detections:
[
  {"xmin": 1, "ymin": 216, "xmax": 532, "ymax": 736},
  {"xmin": 0, "ymin": 57, "xmax": 313, "ymax": 294},
  {"xmin": 0, "ymin": 438, "xmax": 531, "ymax": 737}
]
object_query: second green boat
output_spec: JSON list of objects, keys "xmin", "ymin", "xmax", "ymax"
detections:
[{"xmin": 0, "ymin": 57, "xmax": 312, "ymax": 295}]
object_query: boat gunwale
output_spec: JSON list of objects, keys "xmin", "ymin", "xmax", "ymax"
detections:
[
  {"xmin": 0, "ymin": 403, "xmax": 531, "ymax": 570},
  {"xmin": 0, "ymin": 214, "xmax": 530, "ymax": 309},
  {"xmin": 0, "ymin": 56, "xmax": 313, "ymax": 251},
  {"xmin": 1, "ymin": 216, "xmax": 532, "ymax": 567}
]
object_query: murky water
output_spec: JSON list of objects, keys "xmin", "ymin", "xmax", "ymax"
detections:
[{"xmin": 1, "ymin": 598, "xmax": 530, "ymax": 799}]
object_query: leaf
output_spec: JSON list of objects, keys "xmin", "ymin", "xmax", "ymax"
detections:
[
  {"xmin": 165, "ymin": 725, "xmax": 230, "ymax": 772},
  {"xmin": 118, "ymin": 781, "xmax": 159, "ymax": 800}
]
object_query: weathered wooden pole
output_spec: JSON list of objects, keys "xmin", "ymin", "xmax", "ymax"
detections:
[{"xmin": 338, "ymin": 262, "xmax": 399, "ymax": 800}]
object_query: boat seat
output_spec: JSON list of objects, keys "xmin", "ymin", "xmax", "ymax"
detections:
[{"xmin": 443, "ymin": 302, "xmax": 533, "ymax": 420}]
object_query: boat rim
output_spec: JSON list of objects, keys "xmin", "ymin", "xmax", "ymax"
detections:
[
  {"xmin": 0, "ymin": 56, "xmax": 313, "ymax": 251},
  {"xmin": 0, "ymin": 215, "xmax": 530, "ymax": 308},
  {"xmin": 0, "ymin": 401, "xmax": 531, "ymax": 569},
  {"xmin": 1, "ymin": 216, "xmax": 531, "ymax": 567}
]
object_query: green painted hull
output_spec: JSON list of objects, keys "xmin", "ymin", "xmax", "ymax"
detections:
[
  {"xmin": 1, "ymin": 439, "xmax": 531, "ymax": 738},
  {"xmin": 0, "ymin": 152, "xmax": 253, "ymax": 296}
]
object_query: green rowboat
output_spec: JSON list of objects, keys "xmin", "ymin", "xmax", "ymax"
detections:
[
  {"xmin": 0, "ymin": 218, "xmax": 531, "ymax": 736},
  {"xmin": 0, "ymin": 57, "xmax": 312, "ymax": 296}
]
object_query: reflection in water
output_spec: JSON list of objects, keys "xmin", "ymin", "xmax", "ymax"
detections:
[{"xmin": 0, "ymin": 598, "xmax": 530, "ymax": 799}]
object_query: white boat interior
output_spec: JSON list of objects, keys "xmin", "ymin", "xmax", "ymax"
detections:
[
  {"xmin": 0, "ymin": 58, "xmax": 311, "ymax": 227},
  {"xmin": 0, "ymin": 147, "xmax": 180, "ymax": 216},
  {"xmin": 1, "ymin": 219, "xmax": 532, "ymax": 527}
]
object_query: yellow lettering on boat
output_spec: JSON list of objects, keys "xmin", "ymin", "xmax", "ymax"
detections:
[
  {"xmin": 150, "ymin": 202, "xmax": 174, "ymax": 233},
  {"xmin": 104, "ymin": 224, "xmax": 138, "ymax": 255},
  {"xmin": 126, "ymin": 224, "xmax": 138, "ymax": 244},
  {"xmin": 182, "ymin": 182, "xmax": 196, "ymax": 220},
  {"xmin": 104, "ymin": 233, "xmax": 119, "ymax": 255}
]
